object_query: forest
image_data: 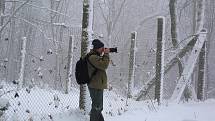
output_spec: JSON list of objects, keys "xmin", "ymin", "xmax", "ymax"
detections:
[{"xmin": 0, "ymin": 0, "xmax": 215, "ymax": 121}]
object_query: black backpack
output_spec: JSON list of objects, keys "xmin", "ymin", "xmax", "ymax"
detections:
[{"xmin": 75, "ymin": 54, "xmax": 97, "ymax": 85}]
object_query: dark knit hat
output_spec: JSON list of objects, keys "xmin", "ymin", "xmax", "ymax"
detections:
[{"xmin": 92, "ymin": 39, "xmax": 104, "ymax": 49}]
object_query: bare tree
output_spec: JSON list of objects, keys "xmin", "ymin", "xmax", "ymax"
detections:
[
  {"xmin": 195, "ymin": 0, "xmax": 206, "ymax": 33},
  {"xmin": 0, "ymin": 0, "xmax": 31, "ymax": 33},
  {"xmin": 0, "ymin": 0, "xmax": 5, "ymax": 40},
  {"xmin": 98, "ymin": 0, "xmax": 126, "ymax": 47},
  {"xmin": 50, "ymin": 0, "xmax": 61, "ymax": 89},
  {"xmin": 205, "ymin": 0, "xmax": 215, "ymax": 98},
  {"xmin": 169, "ymin": 0, "xmax": 179, "ymax": 47},
  {"xmin": 169, "ymin": 0, "xmax": 197, "ymax": 101},
  {"xmin": 0, "ymin": 0, "xmax": 5, "ymax": 59},
  {"xmin": 196, "ymin": 0, "xmax": 206, "ymax": 100},
  {"xmin": 49, "ymin": 0, "xmax": 71, "ymax": 90},
  {"xmin": 3, "ymin": 0, "xmax": 31, "ymax": 83},
  {"xmin": 79, "ymin": 0, "xmax": 94, "ymax": 111},
  {"xmin": 6, "ymin": 2, "xmax": 17, "ymax": 82}
]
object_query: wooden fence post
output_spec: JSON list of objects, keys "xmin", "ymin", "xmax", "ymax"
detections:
[
  {"xmin": 127, "ymin": 31, "xmax": 137, "ymax": 98},
  {"xmin": 197, "ymin": 30, "xmax": 207, "ymax": 100},
  {"xmin": 155, "ymin": 17, "xmax": 165, "ymax": 105},
  {"xmin": 65, "ymin": 35, "xmax": 74, "ymax": 94},
  {"xmin": 170, "ymin": 29, "xmax": 207, "ymax": 103},
  {"xmin": 18, "ymin": 37, "xmax": 27, "ymax": 89}
]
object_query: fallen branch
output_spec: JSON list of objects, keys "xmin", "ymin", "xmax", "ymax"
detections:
[{"xmin": 136, "ymin": 35, "xmax": 197, "ymax": 101}]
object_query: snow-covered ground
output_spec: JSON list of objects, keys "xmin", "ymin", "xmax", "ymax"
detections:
[
  {"xmin": 55, "ymin": 99, "xmax": 215, "ymax": 121},
  {"xmin": 0, "ymin": 85, "xmax": 215, "ymax": 121},
  {"xmin": 106, "ymin": 100, "xmax": 215, "ymax": 121}
]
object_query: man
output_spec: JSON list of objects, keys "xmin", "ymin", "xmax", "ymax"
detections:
[{"xmin": 87, "ymin": 39, "xmax": 110, "ymax": 121}]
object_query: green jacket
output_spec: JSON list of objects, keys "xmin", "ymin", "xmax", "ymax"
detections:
[{"xmin": 87, "ymin": 50, "xmax": 110, "ymax": 89}]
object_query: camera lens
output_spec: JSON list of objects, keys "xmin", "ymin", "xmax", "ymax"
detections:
[{"xmin": 109, "ymin": 47, "xmax": 117, "ymax": 53}]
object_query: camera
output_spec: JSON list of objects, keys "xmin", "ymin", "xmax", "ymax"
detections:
[{"xmin": 108, "ymin": 47, "xmax": 118, "ymax": 53}]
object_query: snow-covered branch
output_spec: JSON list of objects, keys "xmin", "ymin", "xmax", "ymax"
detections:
[
  {"xmin": 0, "ymin": 0, "xmax": 31, "ymax": 33},
  {"xmin": 136, "ymin": 35, "xmax": 197, "ymax": 101},
  {"xmin": 171, "ymin": 30, "xmax": 207, "ymax": 103}
]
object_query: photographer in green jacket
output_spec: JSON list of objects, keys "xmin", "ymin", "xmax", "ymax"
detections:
[{"xmin": 87, "ymin": 39, "xmax": 110, "ymax": 121}]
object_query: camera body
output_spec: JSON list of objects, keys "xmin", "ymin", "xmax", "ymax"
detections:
[{"xmin": 106, "ymin": 47, "xmax": 117, "ymax": 53}]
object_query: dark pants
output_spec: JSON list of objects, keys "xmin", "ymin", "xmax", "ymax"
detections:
[{"xmin": 88, "ymin": 87, "xmax": 104, "ymax": 121}]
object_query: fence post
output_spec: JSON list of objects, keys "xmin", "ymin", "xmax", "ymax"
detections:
[
  {"xmin": 65, "ymin": 35, "xmax": 74, "ymax": 94},
  {"xmin": 127, "ymin": 31, "xmax": 137, "ymax": 98},
  {"xmin": 197, "ymin": 29, "xmax": 207, "ymax": 100},
  {"xmin": 170, "ymin": 29, "xmax": 207, "ymax": 103},
  {"xmin": 18, "ymin": 37, "xmax": 27, "ymax": 89},
  {"xmin": 155, "ymin": 17, "xmax": 165, "ymax": 105}
]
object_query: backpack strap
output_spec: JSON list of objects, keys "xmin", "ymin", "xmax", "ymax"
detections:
[{"xmin": 86, "ymin": 53, "xmax": 97, "ymax": 69}]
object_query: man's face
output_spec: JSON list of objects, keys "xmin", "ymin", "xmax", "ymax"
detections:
[{"xmin": 96, "ymin": 47, "xmax": 104, "ymax": 54}]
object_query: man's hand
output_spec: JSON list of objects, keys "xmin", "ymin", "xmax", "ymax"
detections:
[{"xmin": 104, "ymin": 48, "xmax": 110, "ymax": 54}]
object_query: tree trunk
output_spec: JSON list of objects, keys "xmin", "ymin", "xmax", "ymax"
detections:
[
  {"xmin": 169, "ymin": 0, "xmax": 195, "ymax": 101},
  {"xmin": 79, "ymin": 0, "xmax": 94, "ymax": 111},
  {"xmin": 0, "ymin": 0, "xmax": 5, "ymax": 65},
  {"xmin": 192, "ymin": 0, "xmax": 197, "ymax": 33},
  {"xmin": 0, "ymin": 0, "xmax": 5, "ymax": 43},
  {"xmin": 169, "ymin": 0, "xmax": 179, "ymax": 47},
  {"xmin": 196, "ymin": 0, "xmax": 206, "ymax": 100},
  {"xmin": 50, "ymin": 0, "xmax": 60, "ymax": 89},
  {"xmin": 6, "ymin": 2, "xmax": 16, "ymax": 82},
  {"xmin": 169, "ymin": 0, "xmax": 184, "ymax": 76},
  {"xmin": 58, "ymin": 25, "xmax": 64, "ymax": 89},
  {"xmin": 99, "ymin": 0, "xmax": 126, "ymax": 47},
  {"xmin": 196, "ymin": 0, "xmax": 206, "ymax": 33},
  {"xmin": 205, "ymin": 0, "xmax": 215, "ymax": 99}
]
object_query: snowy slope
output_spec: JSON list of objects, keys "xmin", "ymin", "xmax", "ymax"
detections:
[
  {"xmin": 106, "ymin": 100, "xmax": 215, "ymax": 121},
  {"xmin": 53, "ymin": 99, "xmax": 215, "ymax": 121},
  {"xmin": 1, "ymin": 86, "xmax": 215, "ymax": 121}
]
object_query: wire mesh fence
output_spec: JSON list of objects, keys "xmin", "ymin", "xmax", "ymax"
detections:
[
  {"xmin": 0, "ymin": 17, "xmax": 164, "ymax": 121},
  {"xmin": 0, "ymin": 12, "xmax": 211, "ymax": 121},
  {"xmin": 0, "ymin": 0, "xmax": 214, "ymax": 120}
]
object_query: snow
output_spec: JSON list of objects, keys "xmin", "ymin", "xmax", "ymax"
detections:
[
  {"xmin": 0, "ymin": 98, "xmax": 9, "ymax": 108},
  {"xmin": 53, "ymin": 23, "xmax": 66, "ymax": 26},
  {"xmin": 54, "ymin": 99, "xmax": 215, "ymax": 121},
  {"xmin": 107, "ymin": 100, "xmax": 215, "ymax": 121},
  {"xmin": 171, "ymin": 31, "xmax": 207, "ymax": 103},
  {"xmin": 87, "ymin": 0, "xmax": 94, "ymax": 52},
  {"xmin": 1, "ymin": 86, "xmax": 215, "ymax": 121}
]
